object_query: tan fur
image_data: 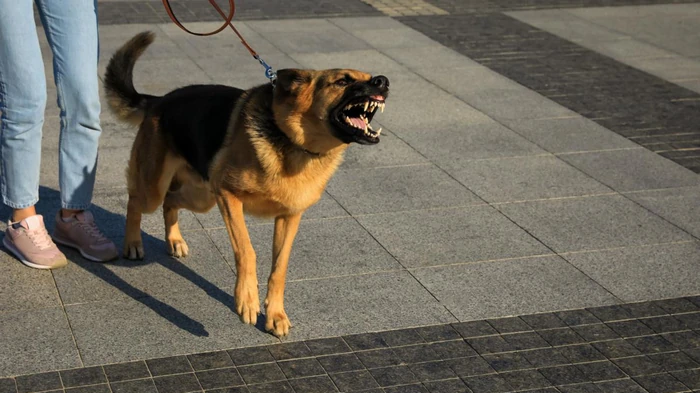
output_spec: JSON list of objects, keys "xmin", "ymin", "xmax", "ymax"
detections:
[{"xmin": 118, "ymin": 68, "xmax": 376, "ymax": 337}]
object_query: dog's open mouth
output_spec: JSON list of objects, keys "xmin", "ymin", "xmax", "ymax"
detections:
[{"xmin": 332, "ymin": 95, "xmax": 386, "ymax": 144}]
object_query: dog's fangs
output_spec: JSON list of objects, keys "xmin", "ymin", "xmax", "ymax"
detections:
[{"xmin": 103, "ymin": 31, "xmax": 390, "ymax": 337}]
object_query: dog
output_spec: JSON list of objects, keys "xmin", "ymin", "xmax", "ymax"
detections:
[{"xmin": 103, "ymin": 32, "xmax": 389, "ymax": 336}]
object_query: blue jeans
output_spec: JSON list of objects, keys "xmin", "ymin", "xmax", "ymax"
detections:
[{"xmin": 0, "ymin": 0, "xmax": 101, "ymax": 210}]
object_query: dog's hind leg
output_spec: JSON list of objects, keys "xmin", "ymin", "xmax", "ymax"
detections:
[
  {"xmin": 162, "ymin": 171, "xmax": 216, "ymax": 258},
  {"xmin": 265, "ymin": 213, "xmax": 302, "ymax": 337},
  {"xmin": 124, "ymin": 121, "xmax": 183, "ymax": 259}
]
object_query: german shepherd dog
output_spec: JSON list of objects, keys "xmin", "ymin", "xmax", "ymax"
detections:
[{"xmin": 103, "ymin": 32, "xmax": 389, "ymax": 336}]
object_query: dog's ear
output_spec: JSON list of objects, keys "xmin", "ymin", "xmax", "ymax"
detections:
[{"xmin": 275, "ymin": 69, "xmax": 312, "ymax": 95}]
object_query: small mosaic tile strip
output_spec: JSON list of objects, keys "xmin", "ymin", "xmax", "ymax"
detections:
[
  {"xmin": 2, "ymin": 296, "xmax": 699, "ymax": 392},
  {"xmin": 400, "ymin": 11, "xmax": 700, "ymax": 173}
]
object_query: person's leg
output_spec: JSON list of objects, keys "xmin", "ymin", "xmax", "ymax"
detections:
[
  {"xmin": 38, "ymin": 0, "xmax": 118, "ymax": 262},
  {"xmin": 0, "ymin": 0, "xmax": 67, "ymax": 269},
  {"xmin": 0, "ymin": 0, "xmax": 45, "ymax": 218},
  {"xmin": 36, "ymin": 0, "xmax": 101, "ymax": 211}
]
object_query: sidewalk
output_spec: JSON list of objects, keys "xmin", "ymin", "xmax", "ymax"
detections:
[{"xmin": 1, "ymin": 0, "xmax": 699, "ymax": 392}]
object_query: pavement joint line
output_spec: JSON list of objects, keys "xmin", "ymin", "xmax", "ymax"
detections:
[
  {"xmin": 487, "ymin": 192, "xmax": 620, "ymax": 206},
  {"xmin": 556, "ymin": 240, "xmax": 698, "ymax": 256},
  {"xmin": 553, "ymin": 147, "xmax": 646, "ymax": 155}
]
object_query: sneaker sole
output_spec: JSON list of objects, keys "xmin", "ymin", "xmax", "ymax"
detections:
[
  {"xmin": 2, "ymin": 236, "xmax": 67, "ymax": 269},
  {"xmin": 52, "ymin": 235, "xmax": 117, "ymax": 263}
]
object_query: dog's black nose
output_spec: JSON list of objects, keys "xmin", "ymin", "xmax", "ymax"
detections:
[{"xmin": 370, "ymin": 75, "xmax": 389, "ymax": 89}]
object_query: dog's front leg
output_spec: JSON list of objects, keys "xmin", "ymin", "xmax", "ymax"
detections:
[
  {"xmin": 216, "ymin": 190, "xmax": 260, "ymax": 325},
  {"xmin": 265, "ymin": 213, "xmax": 302, "ymax": 337}
]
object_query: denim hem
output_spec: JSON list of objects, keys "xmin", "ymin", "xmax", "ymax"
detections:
[
  {"xmin": 3, "ymin": 197, "xmax": 39, "ymax": 210},
  {"xmin": 61, "ymin": 203, "xmax": 92, "ymax": 211}
]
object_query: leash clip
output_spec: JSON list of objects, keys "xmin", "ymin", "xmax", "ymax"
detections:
[{"xmin": 255, "ymin": 55, "xmax": 277, "ymax": 87}]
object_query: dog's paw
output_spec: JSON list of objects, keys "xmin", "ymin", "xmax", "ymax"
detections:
[
  {"xmin": 167, "ymin": 238, "xmax": 189, "ymax": 258},
  {"xmin": 265, "ymin": 307, "xmax": 292, "ymax": 337},
  {"xmin": 123, "ymin": 240, "xmax": 145, "ymax": 260},
  {"xmin": 235, "ymin": 278, "xmax": 260, "ymax": 325}
]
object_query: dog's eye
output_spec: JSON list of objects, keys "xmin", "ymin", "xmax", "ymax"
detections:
[{"xmin": 334, "ymin": 79, "xmax": 350, "ymax": 86}]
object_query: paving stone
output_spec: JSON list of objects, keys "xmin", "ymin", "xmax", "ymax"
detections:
[
  {"xmin": 281, "ymin": 271, "xmax": 456, "ymax": 340},
  {"xmin": 288, "ymin": 375, "xmax": 339, "ymax": 393},
  {"xmin": 237, "ymin": 363, "xmax": 286, "ymax": 385},
  {"xmin": 327, "ymin": 164, "xmax": 481, "ymax": 214},
  {"xmin": 338, "ymin": 130, "xmax": 429, "ymax": 170},
  {"xmin": 565, "ymin": 242, "xmax": 700, "ymax": 302},
  {"xmin": 412, "ymin": 255, "xmax": 617, "ymax": 320},
  {"xmin": 110, "ymin": 378, "xmax": 158, "ymax": 393},
  {"xmin": 369, "ymin": 365, "xmax": 418, "ymax": 387},
  {"xmin": 146, "ymin": 356, "xmax": 193, "ymax": 376},
  {"xmin": 65, "ymin": 288, "xmax": 277, "ymax": 366},
  {"xmin": 463, "ymin": 374, "xmax": 513, "ymax": 393},
  {"xmin": 304, "ymin": 338, "xmax": 352, "ymax": 356},
  {"xmin": 560, "ymin": 148, "xmax": 700, "ymax": 192},
  {"xmin": 634, "ymin": 373, "xmax": 690, "ymax": 393},
  {"xmin": 196, "ymin": 367, "xmax": 244, "ymax": 390},
  {"xmin": 399, "ymin": 120, "xmax": 547, "ymax": 165},
  {"xmin": 60, "ymin": 367, "xmax": 107, "ymax": 388},
  {"xmin": 500, "ymin": 116, "xmax": 638, "ymax": 154},
  {"xmin": 277, "ymin": 358, "xmax": 325, "ymax": 379},
  {"xmin": 444, "ymin": 155, "xmax": 611, "ymax": 203},
  {"xmin": 53, "ymin": 230, "xmax": 235, "ymax": 305},
  {"xmin": 188, "ymin": 351, "xmax": 234, "ymax": 370},
  {"xmin": 103, "ymin": 361, "xmax": 150, "ymax": 382},
  {"xmin": 208, "ymin": 217, "xmax": 401, "ymax": 283},
  {"xmin": 571, "ymin": 323, "xmax": 620, "ymax": 342},
  {"xmin": 382, "ymin": 45, "xmax": 482, "ymax": 69},
  {"xmin": 227, "ymin": 346, "xmax": 275, "ymax": 366},
  {"xmin": 380, "ymin": 328, "xmax": 426, "ymax": 347},
  {"xmin": 329, "ymin": 370, "xmax": 379, "ymax": 391},
  {"xmin": 501, "ymin": 332, "xmax": 551, "ymax": 351},
  {"xmin": 289, "ymin": 49, "xmax": 407, "ymax": 76},
  {"xmin": 0, "ymin": 252, "xmax": 61, "ymax": 313},
  {"xmin": 252, "ymin": 25, "xmax": 371, "ymax": 53},
  {"xmin": 152, "ymin": 373, "xmax": 201, "ymax": 393},
  {"xmin": 367, "ymin": 71, "xmax": 495, "ymax": 132},
  {"xmin": 15, "ymin": 372, "xmax": 62, "ymax": 393},
  {"xmin": 625, "ymin": 187, "xmax": 700, "ymax": 238},
  {"xmin": 357, "ymin": 205, "xmax": 551, "ymax": 268},
  {"xmin": 499, "ymin": 194, "xmax": 692, "ymax": 253},
  {"xmin": 558, "ymin": 344, "xmax": 607, "ymax": 364},
  {"xmin": 342, "ymin": 333, "xmax": 389, "ymax": 351},
  {"xmin": 0, "ymin": 309, "xmax": 80, "ymax": 378},
  {"xmin": 356, "ymin": 348, "xmax": 402, "ymax": 369}
]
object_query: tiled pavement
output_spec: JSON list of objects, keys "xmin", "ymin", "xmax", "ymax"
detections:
[
  {"xmin": 2, "ymin": 297, "xmax": 700, "ymax": 393},
  {"xmin": 2, "ymin": 0, "xmax": 700, "ymax": 390}
]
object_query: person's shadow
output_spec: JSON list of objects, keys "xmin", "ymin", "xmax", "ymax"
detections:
[{"xmin": 1, "ymin": 186, "xmax": 269, "ymax": 336}]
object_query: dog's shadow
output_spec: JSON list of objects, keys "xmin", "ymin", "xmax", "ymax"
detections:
[{"xmin": 2, "ymin": 186, "xmax": 269, "ymax": 336}]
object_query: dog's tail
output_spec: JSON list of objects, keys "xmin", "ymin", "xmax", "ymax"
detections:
[{"xmin": 104, "ymin": 31, "xmax": 158, "ymax": 126}]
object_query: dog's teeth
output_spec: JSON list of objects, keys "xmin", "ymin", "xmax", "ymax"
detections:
[
  {"xmin": 380, "ymin": 102, "xmax": 385, "ymax": 113},
  {"xmin": 363, "ymin": 101, "xmax": 369, "ymax": 112},
  {"xmin": 376, "ymin": 127, "xmax": 382, "ymax": 135}
]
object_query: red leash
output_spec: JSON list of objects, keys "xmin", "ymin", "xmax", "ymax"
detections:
[{"xmin": 161, "ymin": 0, "xmax": 277, "ymax": 85}]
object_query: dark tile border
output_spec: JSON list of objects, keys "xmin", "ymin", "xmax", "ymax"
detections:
[
  {"xmin": 3, "ymin": 296, "xmax": 699, "ymax": 392},
  {"xmin": 399, "ymin": 11, "xmax": 700, "ymax": 173}
]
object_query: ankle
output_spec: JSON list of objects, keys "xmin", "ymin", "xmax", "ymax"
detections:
[
  {"xmin": 61, "ymin": 209, "xmax": 83, "ymax": 219},
  {"xmin": 12, "ymin": 206, "xmax": 37, "ymax": 223}
]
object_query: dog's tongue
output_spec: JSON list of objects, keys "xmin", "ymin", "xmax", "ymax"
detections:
[{"xmin": 351, "ymin": 117, "xmax": 365, "ymax": 129}]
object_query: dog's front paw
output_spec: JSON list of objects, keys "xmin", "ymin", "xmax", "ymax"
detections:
[
  {"xmin": 167, "ymin": 237, "xmax": 189, "ymax": 258},
  {"xmin": 265, "ymin": 306, "xmax": 292, "ymax": 337},
  {"xmin": 235, "ymin": 277, "xmax": 260, "ymax": 325},
  {"xmin": 123, "ymin": 239, "xmax": 145, "ymax": 260}
]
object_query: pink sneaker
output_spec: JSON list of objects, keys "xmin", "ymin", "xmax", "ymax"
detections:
[
  {"xmin": 53, "ymin": 211, "xmax": 118, "ymax": 262},
  {"xmin": 3, "ymin": 215, "xmax": 68, "ymax": 269}
]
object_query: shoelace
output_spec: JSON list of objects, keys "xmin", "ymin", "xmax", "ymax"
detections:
[
  {"xmin": 78, "ymin": 220, "xmax": 108, "ymax": 243},
  {"xmin": 27, "ymin": 226, "xmax": 55, "ymax": 250}
]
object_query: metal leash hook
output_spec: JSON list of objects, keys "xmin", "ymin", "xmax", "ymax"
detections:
[
  {"xmin": 254, "ymin": 55, "xmax": 277, "ymax": 87},
  {"xmin": 161, "ymin": 0, "xmax": 277, "ymax": 87}
]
